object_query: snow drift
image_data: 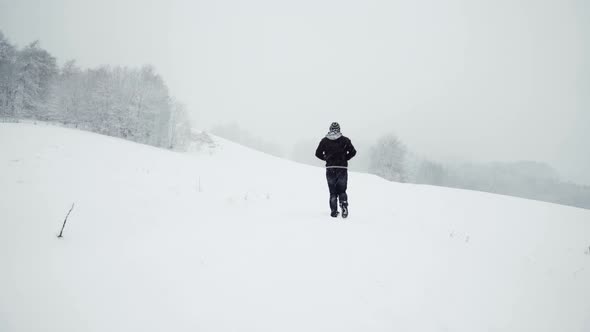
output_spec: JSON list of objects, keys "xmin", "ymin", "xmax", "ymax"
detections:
[{"xmin": 1, "ymin": 123, "xmax": 589, "ymax": 332}]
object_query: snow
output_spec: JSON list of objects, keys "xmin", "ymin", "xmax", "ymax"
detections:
[{"xmin": 1, "ymin": 123, "xmax": 589, "ymax": 332}]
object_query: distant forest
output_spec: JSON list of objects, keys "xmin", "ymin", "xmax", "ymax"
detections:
[{"xmin": 0, "ymin": 30, "xmax": 192, "ymax": 149}]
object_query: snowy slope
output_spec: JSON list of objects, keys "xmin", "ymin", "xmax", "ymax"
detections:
[{"xmin": 1, "ymin": 123, "xmax": 589, "ymax": 332}]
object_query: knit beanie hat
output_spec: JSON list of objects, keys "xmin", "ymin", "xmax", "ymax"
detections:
[{"xmin": 329, "ymin": 122, "xmax": 340, "ymax": 132}]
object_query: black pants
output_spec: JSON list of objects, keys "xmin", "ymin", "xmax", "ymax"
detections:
[{"xmin": 326, "ymin": 168, "xmax": 348, "ymax": 212}]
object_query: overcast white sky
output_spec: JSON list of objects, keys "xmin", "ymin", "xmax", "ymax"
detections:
[{"xmin": 1, "ymin": 0, "xmax": 588, "ymax": 184}]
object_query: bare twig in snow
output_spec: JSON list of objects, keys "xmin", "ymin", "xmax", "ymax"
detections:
[{"xmin": 57, "ymin": 203, "xmax": 75, "ymax": 238}]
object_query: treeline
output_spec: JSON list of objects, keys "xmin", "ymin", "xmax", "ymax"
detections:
[
  {"xmin": 366, "ymin": 134, "xmax": 590, "ymax": 210},
  {"xmin": 0, "ymin": 31, "xmax": 191, "ymax": 149}
]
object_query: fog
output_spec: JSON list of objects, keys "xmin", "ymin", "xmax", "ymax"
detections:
[{"xmin": 1, "ymin": 0, "xmax": 588, "ymax": 184}]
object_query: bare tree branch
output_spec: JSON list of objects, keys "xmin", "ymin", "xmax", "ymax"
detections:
[{"xmin": 57, "ymin": 203, "xmax": 75, "ymax": 238}]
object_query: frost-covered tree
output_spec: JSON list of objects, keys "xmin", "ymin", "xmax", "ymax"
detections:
[
  {"xmin": 168, "ymin": 101, "xmax": 192, "ymax": 150},
  {"xmin": 368, "ymin": 134, "xmax": 407, "ymax": 182},
  {"xmin": 14, "ymin": 41, "xmax": 57, "ymax": 119},
  {"xmin": 47, "ymin": 60, "xmax": 84, "ymax": 124},
  {"xmin": 134, "ymin": 66, "xmax": 171, "ymax": 147},
  {"xmin": 0, "ymin": 32, "xmax": 18, "ymax": 118}
]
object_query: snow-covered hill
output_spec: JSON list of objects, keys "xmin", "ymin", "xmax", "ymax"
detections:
[{"xmin": 1, "ymin": 123, "xmax": 589, "ymax": 332}]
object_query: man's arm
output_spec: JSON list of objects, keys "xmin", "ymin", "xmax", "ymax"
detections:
[
  {"xmin": 346, "ymin": 139, "xmax": 357, "ymax": 160},
  {"xmin": 315, "ymin": 139, "xmax": 325, "ymax": 160}
]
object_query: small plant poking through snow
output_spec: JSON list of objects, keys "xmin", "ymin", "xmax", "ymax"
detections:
[{"xmin": 57, "ymin": 203, "xmax": 75, "ymax": 238}]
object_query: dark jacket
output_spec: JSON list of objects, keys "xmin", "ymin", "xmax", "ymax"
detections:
[{"xmin": 315, "ymin": 135, "xmax": 357, "ymax": 167}]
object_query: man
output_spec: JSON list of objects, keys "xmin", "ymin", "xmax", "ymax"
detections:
[{"xmin": 315, "ymin": 122, "xmax": 357, "ymax": 218}]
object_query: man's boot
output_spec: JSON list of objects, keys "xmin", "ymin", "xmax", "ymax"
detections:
[{"xmin": 341, "ymin": 201, "xmax": 349, "ymax": 218}]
